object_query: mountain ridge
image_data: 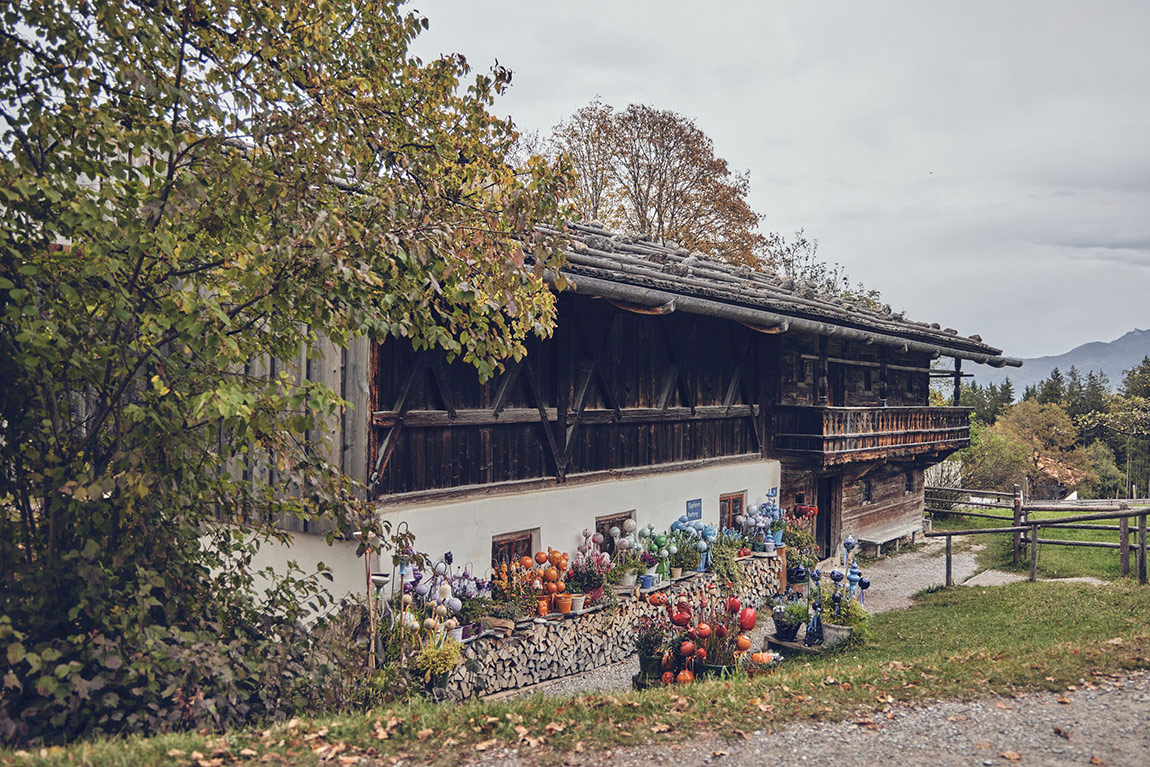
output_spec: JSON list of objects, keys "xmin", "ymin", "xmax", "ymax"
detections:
[{"xmin": 972, "ymin": 329, "xmax": 1150, "ymax": 391}]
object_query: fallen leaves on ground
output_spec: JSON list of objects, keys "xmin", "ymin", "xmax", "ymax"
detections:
[
  {"xmin": 1000, "ymin": 750, "xmax": 1022, "ymax": 762},
  {"xmin": 1053, "ymin": 726, "xmax": 1070, "ymax": 739}
]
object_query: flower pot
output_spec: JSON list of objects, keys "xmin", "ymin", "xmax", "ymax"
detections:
[
  {"xmin": 570, "ymin": 593, "xmax": 586, "ymax": 611},
  {"xmin": 773, "ymin": 529, "xmax": 785, "ymax": 545},
  {"xmin": 555, "ymin": 593, "xmax": 573, "ymax": 614},
  {"xmin": 773, "ymin": 620, "xmax": 803, "ymax": 643},
  {"xmin": 447, "ymin": 627, "xmax": 464, "ymax": 642},
  {"xmin": 787, "ymin": 566, "xmax": 809, "ymax": 584},
  {"xmin": 670, "ymin": 567, "xmax": 683, "ymax": 579},
  {"xmin": 537, "ymin": 596, "xmax": 551, "ymax": 616},
  {"xmin": 822, "ymin": 622, "xmax": 853, "ymax": 649},
  {"xmin": 699, "ymin": 663, "xmax": 736, "ymax": 679},
  {"xmin": 752, "ymin": 541, "xmax": 766, "ymax": 553},
  {"xmin": 638, "ymin": 653, "xmax": 663, "ymax": 677},
  {"xmin": 620, "ymin": 573, "xmax": 637, "ymax": 588},
  {"xmin": 461, "ymin": 622, "xmax": 477, "ymax": 640},
  {"xmin": 638, "ymin": 574, "xmax": 655, "ymax": 590}
]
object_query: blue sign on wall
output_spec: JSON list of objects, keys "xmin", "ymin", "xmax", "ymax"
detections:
[{"xmin": 685, "ymin": 498, "xmax": 702, "ymax": 521}]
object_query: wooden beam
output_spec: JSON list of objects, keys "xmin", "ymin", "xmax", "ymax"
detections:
[
  {"xmin": 952, "ymin": 357, "xmax": 962, "ymax": 406},
  {"xmin": 368, "ymin": 354, "xmax": 428, "ymax": 490},
  {"xmin": 372, "ymin": 408, "xmax": 558, "ymax": 427},
  {"xmin": 817, "ymin": 335, "xmax": 828, "ymax": 406},
  {"xmin": 489, "ymin": 360, "xmax": 523, "ymax": 419},
  {"xmin": 606, "ymin": 297, "xmax": 676, "ymax": 315}
]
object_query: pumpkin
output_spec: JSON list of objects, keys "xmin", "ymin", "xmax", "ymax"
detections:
[
  {"xmin": 727, "ymin": 596, "xmax": 741, "ymax": 613},
  {"xmin": 738, "ymin": 607, "xmax": 757, "ymax": 631},
  {"xmin": 676, "ymin": 669, "xmax": 695, "ymax": 684},
  {"xmin": 751, "ymin": 652, "xmax": 772, "ymax": 665},
  {"xmin": 696, "ymin": 622, "xmax": 712, "ymax": 639},
  {"xmin": 520, "ymin": 556, "xmax": 534, "ymax": 570},
  {"xmin": 535, "ymin": 551, "xmax": 548, "ymax": 565},
  {"xmin": 661, "ymin": 671, "xmax": 675, "ymax": 685},
  {"xmin": 679, "ymin": 640, "xmax": 696, "ymax": 657},
  {"xmin": 736, "ymin": 634, "xmax": 752, "ymax": 652}
]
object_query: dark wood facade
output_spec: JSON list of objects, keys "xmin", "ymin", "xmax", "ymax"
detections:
[{"xmin": 369, "ymin": 294, "xmax": 767, "ymax": 496}]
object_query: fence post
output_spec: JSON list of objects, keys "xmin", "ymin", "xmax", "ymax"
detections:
[
  {"xmin": 1139, "ymin": 512, "xmax": 1147, "ymax": 586},
  {"xmin": 1029, "ymin": 524, "xmax": 1039, "ymax": 582},
  {"xmin": 1120, "ymin": 516, "xmax": 1130, "ymax": 576},
  {"xmin": 1012, "ymin": 484, "xmax": 1022, "ymax": 565},
  {"xmin": 945, "ymin": 535, "xmax": 953, "ymax": 587}
]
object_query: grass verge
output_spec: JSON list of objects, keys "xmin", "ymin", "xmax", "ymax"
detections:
[{"xmin": 5, "ymin": 581, "xmax": 1149, "ymax": 767}]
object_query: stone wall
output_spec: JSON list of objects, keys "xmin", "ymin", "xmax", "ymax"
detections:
[{"xmin": 446, "ymin": 553, "xmax": 784, "ymax": 697}]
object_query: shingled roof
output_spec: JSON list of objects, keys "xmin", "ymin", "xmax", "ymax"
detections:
[{"xmin": 536, "ymin": 221, "xmax": 1021, "ymax": 368}]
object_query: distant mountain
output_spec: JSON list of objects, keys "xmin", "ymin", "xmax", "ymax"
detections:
[{"xmin": 972, "ymin": 329, "xmax": 1150, "ymax": 392}]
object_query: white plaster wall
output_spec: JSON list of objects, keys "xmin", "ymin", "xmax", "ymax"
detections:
[
  {"xmin": 384, "ymin": 459, "xmax": 780, "ymax": 579},
  {"xmin": 249, "ymin": 458, "xmax": 780, "ymax": 604}
]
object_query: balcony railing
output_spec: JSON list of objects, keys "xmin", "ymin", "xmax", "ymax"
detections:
[{"xmin": 772, "ymin": 405, "xmax": 972, "ymax": 464}]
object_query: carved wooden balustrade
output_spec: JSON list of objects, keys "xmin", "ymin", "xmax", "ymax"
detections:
[{"xmin": 772, "ymin": 405, "xmax": 972, "ymax": 465}]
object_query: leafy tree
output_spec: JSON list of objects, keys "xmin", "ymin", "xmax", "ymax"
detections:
[
  {"xmin": 956, "ymin": 421, "xmax": 1030, "ymax": 491},
  {"xmin": 0, "ymin": 0, "xmax": 570, "ymax": 743},
  {"xmin": 996, "ymin": 401, "xmax": 1094, "ymax": 498},
  {"xmin": 1120, "ymin": 356, "xmax": 1150, "ymax": 398},
  {"xmin": 552, "ymin": 101, "xmax": 767, "ymax": 266},
  {"xmin": 1081, "ymin": 441, "xmax": 1125, "ymax": 499}
]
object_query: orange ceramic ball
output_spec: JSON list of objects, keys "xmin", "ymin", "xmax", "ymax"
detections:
[
  {"xmin": 543, "ymin": 568, "xmax": 558, "ymax": 583},
  {"xmin": 535, "ymin": 551, "xmax": 548, "ymax": 565},
  {"xmin": 676, "ymin": 669, "xmax": 695, "ymax": 684},
  {"xmin": 520, "ymin": 556, "xmax": 534, "ymax": 570},
  {"xmin": 545, "ymin": 582, "xmax": 558, "ymax": 594},
  {"xmin": 751, "ymin": 652, "xmax": 772, "ymax": 665},
  {"xmin": 556, "ymin": 580, "xmax": 566, "ymax": 593},
  {"xmin": 736, "ymin": 634, "xmax": 752, "ymax": 652},
  {"xmin": 661, "ymin": 671, "xmax": 675, "ymax": 685}
]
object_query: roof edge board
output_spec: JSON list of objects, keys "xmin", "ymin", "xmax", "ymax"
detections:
[{"xmin": 552, "ymin": 271, "xmax": 1022, "ymax": 369}]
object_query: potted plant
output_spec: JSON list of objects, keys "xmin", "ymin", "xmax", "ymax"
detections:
[
  {"xmin": 669, "ymin": 533, "xmax": 700, "ymax": 578},
  {"xmin": 635, "ymin": 614, "xmax": 668, "ymax": 678},
  {"xmin": 413, "ymin": 636, "xmax": 462, "ymax": 692},
  {"xmin": 771, "ymin": 601, "xmax": 808, "ymax": 643},
  {"xmin": 771, "ymin": 516, "xmax": 787, "ymax": 547},
  {"xmin": 819, "ymin": 592, "xmax": 870, "ymax": 648}
]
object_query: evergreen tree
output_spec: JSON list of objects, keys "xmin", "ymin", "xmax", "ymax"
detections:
[
  {"xmin": 1121, "ymin": 356, "xmax": 1150, "ymax": 398},
  {"xmin": 1037, "ymin": 367, "xmax": 1066, "ymax": 405}
]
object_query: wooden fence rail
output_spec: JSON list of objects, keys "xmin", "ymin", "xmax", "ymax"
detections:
[{"xmin": 924, "ymin": 503, "xmax": 1149, "ymax": 587}]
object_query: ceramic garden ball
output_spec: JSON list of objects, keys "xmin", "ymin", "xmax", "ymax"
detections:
[
  {"xmin": 668, "ymin": 545, "xmax": 678, "ymax": 556},
  {"xmin": 671, "ymin": 520, "xmax": 684, "ymax": 531},
  {"xmin": 592, "ymin": 532, "xmax": 604, "ymax": 544},
  {"xmin": 638, "ymin": 527, "xmax": 650, "ymax": 539},
  {"xmin": 623, "ymin": 519, "xmax": 637, "ymax": 533},
  {"xmin": 609, "ymin": 526, "xmax": 620, "ymax": 539},
  {"xmin": 734, "ymin": 515, "xmax": 745, "ymax": 527},
  {"xmin": 582, "ymin": 528, "xmax": 592, "ymax": 539},
  {"xmin": 859, "ymin": 577, "xmax": 870, "ymax": 591},
  {"xmin": 617, "ymin": 537, "xmax": 630, "ymax": 550},
  {"xmin": 696, "ymin": 540, "xmax": 708, "ymax": 552},
  {"xmin": 655, "ymin": 534, "xmax": 667, "ymax": 547},
  {"xmin": 446, "ymin": 596, "xmax": 462, "ymax": 613},
  {"xmin": 830, "ymin": 569, "xmax": 844, "ymax": 584},
  {"xmin": 433, "ymin": 561, "xmax": 447, "ymax": 576},
  {"xmin": 811, "ymin": 568, "xmax": 822, "ymax": 582}
]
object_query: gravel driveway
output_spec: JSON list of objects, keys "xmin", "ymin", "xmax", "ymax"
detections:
[{"xmin": 472, "ymin": 670, "xmax": 1150, "ymax": 767}]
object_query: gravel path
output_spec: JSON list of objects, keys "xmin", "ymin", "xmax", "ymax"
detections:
[
  {"xmin": 472, "ymin": 670, "xmax": 1150, "ymax": 767},
  {"xmin": 501, "ymin": 537, "xmax": 981, "ymax": 699}
]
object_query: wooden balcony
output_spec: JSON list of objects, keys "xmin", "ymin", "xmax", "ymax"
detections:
[{"xmin": 772, "ymin": 405, "xmax": 972, "ymax": 465}]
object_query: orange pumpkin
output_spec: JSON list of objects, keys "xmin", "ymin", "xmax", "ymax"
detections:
[
  {"xmin": 736, "ymin": 634, "xmax": 752, "ymax": 652},
  {"xmin": 751, "ymin": 652, "xmax": 772, "ymax": 665}
]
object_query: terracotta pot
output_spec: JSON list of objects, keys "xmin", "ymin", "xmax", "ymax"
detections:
[
  {"xmin": 670, "ymin": 567, "xmax": 683, "ymax": 579},
  {"xmin": 570, "ymin": 593, "xmax": 587, "ymax": 611},
  {"xmin": 555, "ymin": 593, "xmax": 573, "ymax": 614}
]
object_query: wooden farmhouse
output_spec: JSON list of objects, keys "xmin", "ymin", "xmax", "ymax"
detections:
[{"xmin": 258, "ymin": 221, "xmax": 1020, "ymax": 596}]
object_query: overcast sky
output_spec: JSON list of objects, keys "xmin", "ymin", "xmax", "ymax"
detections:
[{"xmin": 410, "ymin": 1, "xmax": 1149, "ymax": 359}]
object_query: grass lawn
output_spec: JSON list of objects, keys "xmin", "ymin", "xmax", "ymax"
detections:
[
  {"xmin": 932, "ymin": 507, "xmax": 1143, "ymax": 580},
  {"xmin": 6, "ymin": 580, "xmax": 1149, "ymax": 767}
]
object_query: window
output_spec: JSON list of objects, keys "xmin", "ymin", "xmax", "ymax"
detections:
[
  {"xmin": 863, "ymin": 368, "xmax": 873, "ymax": 393},
  {"xmin": 491, "ymin": 529, "xmax": 537, "ymax": 569},
  {"xmin": 596, "ymin": 511, "xmax": 634, "ymax": 556},
  {"xmin": 719, "ymin": 492, "xmax": 745, "ymax": 530},
  {"xmin": 862, "ymin": 478, "xmax": 874, "ymax": 504},
  {"xmin": 905, "ymin": 471, "xmax": 915, "ymax": 494}
]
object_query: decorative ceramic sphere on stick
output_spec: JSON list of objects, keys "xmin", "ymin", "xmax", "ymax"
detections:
[{"xmin": 623, "ymin": 518, "xmax": 637, "ymax": 534}]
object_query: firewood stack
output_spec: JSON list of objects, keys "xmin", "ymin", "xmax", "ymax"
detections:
[{"xmin": 446, "ymin": 555, "xmax": 782, "ymax": 697}]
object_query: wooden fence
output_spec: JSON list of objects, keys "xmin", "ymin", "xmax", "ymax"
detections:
[{"xmin": 923, "ymin": 484, "xmax": 1150, "ymax": 586}]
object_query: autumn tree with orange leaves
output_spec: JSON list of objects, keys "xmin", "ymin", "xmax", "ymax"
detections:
[{"xmin": 552, "ymin": 101, "xmax": 768, "ymax": 267}]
